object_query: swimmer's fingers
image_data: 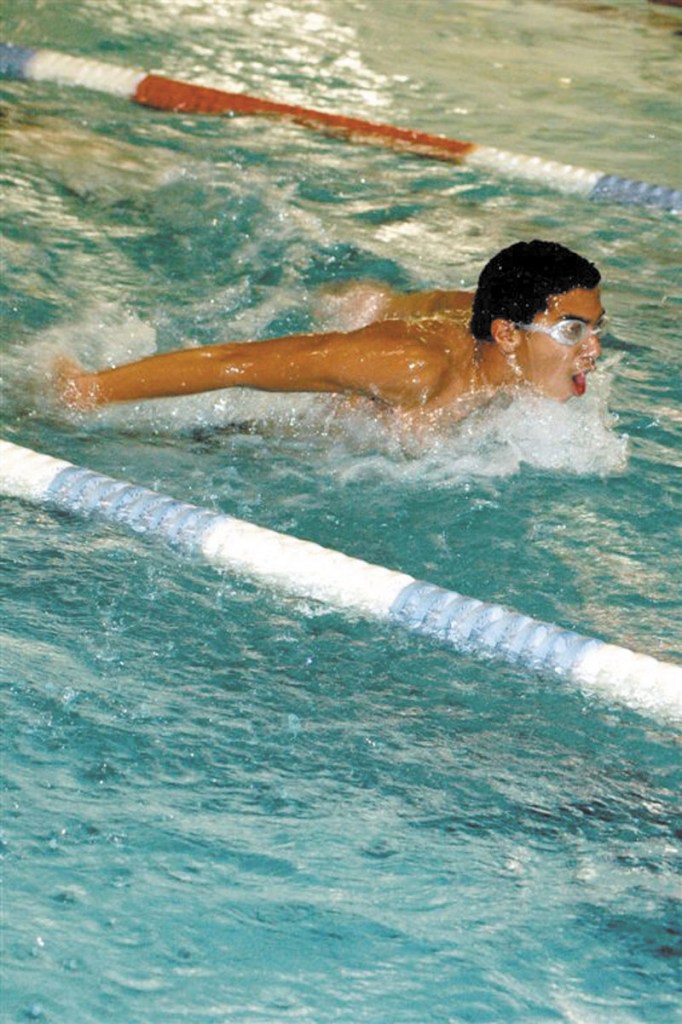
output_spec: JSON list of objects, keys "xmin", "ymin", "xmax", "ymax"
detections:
[{"xmin": 52, "ymin": 356, "xmax": 98, "ymax": 411}]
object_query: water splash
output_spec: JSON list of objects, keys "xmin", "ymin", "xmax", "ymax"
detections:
[{"xmin": 327, "ymin": 357, "xmax": 628, "ymax": 485}]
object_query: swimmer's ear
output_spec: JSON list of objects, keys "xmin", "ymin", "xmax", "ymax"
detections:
[{"xmin": 490, "ymin": 318, "xmax": 520, "ymax": 354}]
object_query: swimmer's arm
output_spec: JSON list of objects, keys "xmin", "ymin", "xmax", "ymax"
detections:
[{"xmin": 57, "ymin": 321, "xmax": 451, "ymax": 410}]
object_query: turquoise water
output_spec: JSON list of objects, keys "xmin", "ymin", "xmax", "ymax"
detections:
[{"xmin": 2, "ymin": 1, "xmax": 681, "ymax": 1021}]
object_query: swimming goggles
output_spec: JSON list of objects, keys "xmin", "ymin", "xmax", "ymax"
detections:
[{"xmin": 517, "ymin": 317, "xmax": 607, "ymax": 347}]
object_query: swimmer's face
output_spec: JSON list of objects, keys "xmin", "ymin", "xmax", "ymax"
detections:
[{"xmin": 513, "ymin": 287, "xmax": 605, "ymax": 401}]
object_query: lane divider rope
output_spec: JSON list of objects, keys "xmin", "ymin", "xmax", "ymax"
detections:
[
  {"xmin": 0, "ymin": 42, "xmax": 679, "ymax": 212},
  {"xmin": 2, "ymin": 439, "xmax": 680, "ymax": 722}
]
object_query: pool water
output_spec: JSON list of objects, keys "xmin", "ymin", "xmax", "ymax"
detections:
[{"xmin": 1, "ymin": 1, "xmax": 681, "ymax": 1021}]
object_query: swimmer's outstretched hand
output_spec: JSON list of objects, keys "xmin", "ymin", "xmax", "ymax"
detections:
[{"xmin": 52, "ymin": 356, "xmax": 99, "ymax": 411}]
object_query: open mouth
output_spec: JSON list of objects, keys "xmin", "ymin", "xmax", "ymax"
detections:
[
  {"xmin": 571, "ymin": 372, "xmax": 587, "ymax": 396},
  {"xmin": 572, "ymin": 358, "xmax": 598, "ymax": 397}
]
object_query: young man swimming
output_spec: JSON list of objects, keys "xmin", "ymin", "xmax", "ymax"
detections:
[{"xmin": 56, "ymin": 239, "xmax": 606, "ymax": 427}]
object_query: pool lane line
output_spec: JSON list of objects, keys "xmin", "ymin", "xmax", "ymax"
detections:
[
  {"xmin": 0, "ymin": 43, "xmax": 679, "ymax": 214},
  {"xmin": 2, "ymin": 439, "xmax": 680, "ymax": 723}
]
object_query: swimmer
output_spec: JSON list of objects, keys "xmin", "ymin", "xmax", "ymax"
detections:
[{"xmin": 55, "ymin": 239, "xmax": 606, "ymax": 428}]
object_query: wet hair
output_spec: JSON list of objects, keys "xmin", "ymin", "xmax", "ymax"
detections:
[{"xmin": 470, "ymin": 240, "xmax": 601, "ymax": 342}]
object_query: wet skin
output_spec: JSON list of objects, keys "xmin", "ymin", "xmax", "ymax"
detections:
[
  {"xmin": 55, "ymin": 285, "xmax": 605, "ymax": 426},
  {"xmin": 495, "ymin": 287, "xmax": 605, "ymax": 404}
]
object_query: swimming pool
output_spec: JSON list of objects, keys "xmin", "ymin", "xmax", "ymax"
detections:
[{"xmin": 2, "ymin": 1, "xmax": 681, "ymax": 1021}]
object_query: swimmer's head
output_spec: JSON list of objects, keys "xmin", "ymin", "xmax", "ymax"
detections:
[{"xmin": 470, "ymin": 240, "xmax": 601, "ymax": 343}]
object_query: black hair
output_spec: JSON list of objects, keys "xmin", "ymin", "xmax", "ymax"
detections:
[{"xmin": 469, "ymin": 240, "xmax": 601, "ymax": 342}]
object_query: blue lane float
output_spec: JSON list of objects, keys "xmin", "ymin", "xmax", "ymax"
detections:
[
  {"xmin": 2, "ymin": 440, "xmax": 680, "ymax": 723},
  {"xmin": 0, "ymin": 42, "xmax": 679, "ymax": 213}
]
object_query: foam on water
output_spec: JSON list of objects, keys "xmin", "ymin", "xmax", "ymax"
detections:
[{"xmin": 327, "ymin": 359, "xmax": 629, "ymax": 486}]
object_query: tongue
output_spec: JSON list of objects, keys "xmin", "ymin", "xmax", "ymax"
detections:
[{"xmin": 572, "ymin": 372, "xmax": 586, "ymax": 396}]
